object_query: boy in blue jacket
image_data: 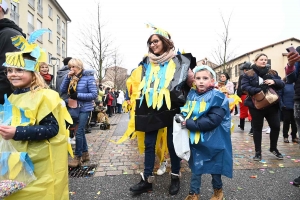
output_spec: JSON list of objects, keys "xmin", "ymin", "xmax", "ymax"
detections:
[{"xmin": 178, "ymin": 65, "xmax": 232, "ymax": 200}]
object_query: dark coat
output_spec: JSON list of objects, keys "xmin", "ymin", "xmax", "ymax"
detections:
[
  {"xmin": 280, "ymin": 83, "xmax": 295, "ymax": 110},
  {"xmin": 241, "ymin": 68, "xmax": 285, "ymax": 109}
]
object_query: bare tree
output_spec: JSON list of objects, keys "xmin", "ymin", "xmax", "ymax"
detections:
[
  {"xmin": 212, "ymin": 12, "xmax": 236, "ymax": 74},
  {"xmin": 103, "ymin": 50, "xmax": 128, "ymax": 90},
  {"xmin": 76, "ymin": 2, "xmax": 114, "ymax": 83}
]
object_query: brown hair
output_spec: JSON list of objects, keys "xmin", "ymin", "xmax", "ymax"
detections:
[
  {"xmin": 147, "ymin": 34, "xmax": 175, "ymax": 54},
  {"xmin": 254, "ymin": 53, "xmax": 268, "ymax": 61}
]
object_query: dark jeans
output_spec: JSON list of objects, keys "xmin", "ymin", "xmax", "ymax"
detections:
[
  {"xmin": 282, "ymin": 108, "xmax": 297, "ymax": 139},
  {"xmin": 117, "ymin": 103, "xmax": 122, "ymax": 113},
  {"xmin": 106, "ymin": 105, "xmax": 112, "ymax": 116},
  {"xmin": 293, "ymin": 102, "xmax": 300, "ymax": 140},
  {"xmin": 190, "ymin": 174, "xmax": 222, "ymax": 194},
  {"xmin": 75, "ymin": 111, "xmax": 90, "ymax": 157},
  {"xmin": 249, "ymin": 105, "xmax": 281, "ymax": 152},
  {"xmin": 144, "ymin": 126, "xmax": 181, "ymax": 178}
]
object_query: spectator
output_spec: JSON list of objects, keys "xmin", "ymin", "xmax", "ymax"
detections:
[
  {"xmin": 117, "ymin": 90, "xmax": 125, "ymax": 113},
  {"xmin": 0, "ymin": 0, "xmax": 26, "ymax": 104},
  {"xmin": 241, "ymin": 53, "xmax": 285, "ymax": 161},
  {"xmin": 39, "ymin": 62, "xmax": 53, "ymax": 87},
  {"xmin": 60, "ymin": 58, "xmax": 98, "ymax": 168},
  {"xmin": 56, "ymin": 57, "xmax": 72, "ymax": 101},
  {"xmin": 217, "ymin": 72, "xmax": 234, "ymax": 95}
]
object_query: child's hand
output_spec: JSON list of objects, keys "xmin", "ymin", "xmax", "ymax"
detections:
[
  {"xmin": 181, "ymin": 121, "xmax": 186, "ymax": 129},
  {"xmin": 0, "ymin": 125, "xmax": 16, "ymax": 140}
]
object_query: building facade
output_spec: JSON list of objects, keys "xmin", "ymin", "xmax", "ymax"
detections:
[
  {"xmin": 7, "ymin": 0, "xmax": 71, "ymax": 80},
  {"xmin": 102, "ymin": 66, "xmax": 128, "ymax": 91},
  {"xmin": 213, "ymin": 38, "xmax": 300, "ymax": 83}
]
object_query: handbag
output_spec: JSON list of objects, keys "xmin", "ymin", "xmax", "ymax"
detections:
[
  {"xmin": 252, "ymin": 88, "xmax": 279, "ymax": 109},
  {"xmin": 67, "ymin": 98, "xmax": 80, "ymax": 120}
]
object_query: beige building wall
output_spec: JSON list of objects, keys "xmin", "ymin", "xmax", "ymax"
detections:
[
  {"xmin": 214, "ymin": 38, "xmax": 300, "ymax": 83},
  {"xmin": 6, "ymin": 0, "xmax": 71, "ymax": 81}
]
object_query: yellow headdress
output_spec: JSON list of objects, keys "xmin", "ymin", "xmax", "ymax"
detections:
[
  {"xmin": 146, "ymin": 23, "xmax": 171, "ymax": 39},
  {"xmin": 2, "ymin": 29, "xmax": 50, "ymax": 72}
]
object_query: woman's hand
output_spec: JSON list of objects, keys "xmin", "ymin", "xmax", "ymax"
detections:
[
  {"xmin": 0, "ymin": 125, "xmax": 16, "ymax": 140},
  {"xmin": 68, "ymin": 70, "xmax": 75, "ymax": 78},
  {"xmin": 264, "ymin": 79, "xmax": 275, "ymax": 86},
  {"xmin": 287, "ymin": 52, "xmax": 300, "ymax": 67}
]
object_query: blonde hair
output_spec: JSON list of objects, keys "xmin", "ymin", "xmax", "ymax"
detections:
[
  {"xmin": 39, "ymin": 62, "xmax": 49, "ymax": 72},
  {"xmin": 30, "ymin": 72, "xmax": 49, "ymax": 92},
  {"xmin": 68, "ymin": 58, "xmax": 84, "ymax": 70}
]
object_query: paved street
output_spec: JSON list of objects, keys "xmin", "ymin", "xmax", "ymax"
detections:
[{"xmin": 69, "ymin": 113, "xmax": 300, "ymax": 199}]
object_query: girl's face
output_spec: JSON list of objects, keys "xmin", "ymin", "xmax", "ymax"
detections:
[
  {"xmin": 219, "ymin": 74, "xmax": 227, "ymax": 82},
  {"xmin": 6, "ymin": 67, "xmax": 33, "ymax": 88},
  {"xmin": 149, "ymin": 35, "xmax": 164, "ymax": 55},
  {"xmin": 39, "ymin": 65, "xmax": 49, "ymax": 75},
  {"xmin": 194, "ymin": 70, "xmax": 215, "ymax": 93},
  {"xmin": 255, "ymin": 55, "xmax": 268, "ymax": 67}
]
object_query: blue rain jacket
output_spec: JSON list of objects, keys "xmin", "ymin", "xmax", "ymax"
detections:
[{"xmin": 182, "ymin": 89, "xmax": 233, "ymax": 178}]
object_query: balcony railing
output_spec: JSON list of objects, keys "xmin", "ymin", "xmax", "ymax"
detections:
[
  {"xmin": 37, "ymin": 4, "xmax": 43, "ymax": 16},
  {"xmin": 62, "ymin": 29, "xmax": 65, "ymax": 38},
  {"xmin": 28, "ymin": 0, "xmax": 35, "ymax": 8},
  {"xmin": 28, "ymin": 23, "xmax": 34, "ymax": 35},
  {"xmin": 57, "ymin": 47, "xmax": 61, "ymax": 55},
  {"xmin": 57, "ymin": 24, "xmax": 61, "ymax": 35},
  {"xmin": 10, "ymin": 11, "xmax": 19, "ymax": 25}
]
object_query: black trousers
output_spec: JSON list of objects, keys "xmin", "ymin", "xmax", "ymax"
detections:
[
  {"xmin": 249, "ymin": 105, "xmax": 281, "ymax": 152},
  {"xmin": 282, "ymin": 108, "xmax": 297, "ymax": 139}
]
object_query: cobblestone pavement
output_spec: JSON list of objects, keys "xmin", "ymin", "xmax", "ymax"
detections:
[{"xmin": 78, "ymin": 113, "xmax": 300, "ymax": 177}]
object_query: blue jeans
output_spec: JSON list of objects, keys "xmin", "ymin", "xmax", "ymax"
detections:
[
  {"xmin": 117, "ymin": 103, "xmax": 122, "ymax": 113},
  {"xmin": 190, "ymin": 174, "xmax": 222, "ymax": 194},
  {"xmin": 144, "ymin": 126, "xmax": 181, "ymax": 178},
  {"xmin": 75, "ymin": 111, "xmax": 90, "ymax": 157}
]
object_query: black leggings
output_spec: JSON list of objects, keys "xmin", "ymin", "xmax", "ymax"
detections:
[{"xmin": 249, "ymin": 105, "xmax": 280, "ymax": 152}]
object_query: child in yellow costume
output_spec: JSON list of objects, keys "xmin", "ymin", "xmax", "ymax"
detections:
[{"xmin": 0, "ymin": 29, "xmax": 72, "ymax": 200}]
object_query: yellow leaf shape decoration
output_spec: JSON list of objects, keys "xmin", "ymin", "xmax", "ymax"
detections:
[
  {"xmin": 186, "ymin": 101, "xmax": 196, "ymax": 119},
  {"xmin": 152, "ymin": 91, "xmax": 158, "ymax": 109},
  {"xmin": 195, "ymin": 131, "xmax": 201, "ymax": 144},
  {"xmin": 8, "ymin": 153, "xmax": 23, "ymax": 179},
  {"xmin": 164, "ymin": 89, "xmax": 171, "ymax": 110},
  {"xmin": 199, "ymin": 99, "xmax": 206, "ymax": 113}
]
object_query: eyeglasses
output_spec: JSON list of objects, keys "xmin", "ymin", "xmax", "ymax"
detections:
[
  {"xmin": 148, "ymin": 39, "xmax": 160, "ymax": 46},
  {"xmin": 5, "ymin": 68, "xmax": 26, "ymax": 76}
]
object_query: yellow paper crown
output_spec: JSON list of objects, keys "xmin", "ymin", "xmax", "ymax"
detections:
[{"xmin": 146, "ymin": 23, "xmax": 170, "ymax": 39}]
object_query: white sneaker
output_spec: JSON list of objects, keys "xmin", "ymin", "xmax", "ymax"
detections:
[
  {"xmin": 157, "ymin": 161, "xmax": 167, "ymax": 175},
  {"xmin": 262, "ymin": 127, "xmax": 270, "ymax": 133},
  {"xmin": 266, "ymin": 127, "xmax": 271, "ymax": 134}
]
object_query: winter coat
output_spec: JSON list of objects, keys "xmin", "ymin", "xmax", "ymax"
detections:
[
  {"xmin": 0, "ymin": 18, "xmax": 26, "ymax": 104},
  {"xmin": 60, "ymin": 69, "xmax": 98, "ymax": 112},
  {"xmin": 117, "ymin": 91, "xmax": 125, "ymax": 104},
  {"xmin": 241, "ymin": 68, "xmax": 284, "ymax": 109},
  {"xmin": 280, "ymin": 82, "xmax": 295, "ymax": 110},
  {"xmin": 183, "ymin": 89, "xmax": 233, "ymax": 178},
  {"xmin": 55, "ymin": 65, "xmax": 70, "ymax": 101},
  {"xmin": 111, "ymin": 91, "xmax": 117, "ymax": 106},
  {"xmin": 106, "ymin": 93, "xmax": 114, "ymax": 106},
  {"xmin": 286, "ymin": 61, "xmax": 300, "ymax": 102}
]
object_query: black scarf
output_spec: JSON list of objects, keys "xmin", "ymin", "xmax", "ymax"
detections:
[{"xmin": 252, "ymin": 64, "xmax": 273, "ymax": 93}]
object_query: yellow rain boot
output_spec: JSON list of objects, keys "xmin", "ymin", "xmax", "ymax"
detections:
[{"xmin": 210, "ymin": 188, "xmax": 224, "ymax": 200}]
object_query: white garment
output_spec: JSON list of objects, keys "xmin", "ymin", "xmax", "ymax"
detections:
[{"xmin": 117, "ymin": 90, "xmax": 125, "ymax": 104}]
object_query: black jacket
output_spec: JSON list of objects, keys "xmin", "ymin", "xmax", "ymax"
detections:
[
  {"xmin": 55, "ymin": 65, "xmax": 70, "ymax": 101},
  {"xmin": 0, "ymin": 18, "xmax": 26, "ymax": 104}
]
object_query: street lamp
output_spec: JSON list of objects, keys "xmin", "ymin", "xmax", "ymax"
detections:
[{"xmin": 50, "ymin": 57, "xmax": 58, "ymax": 88}]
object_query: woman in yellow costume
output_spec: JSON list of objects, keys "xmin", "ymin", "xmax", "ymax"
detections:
[
  {"xmin": 118, "ymin": 24, "xmax": 196, "ymax": 195},
  {"xmin": 0, "ymin": 29, "xmax": 72, "ymax": 200}
]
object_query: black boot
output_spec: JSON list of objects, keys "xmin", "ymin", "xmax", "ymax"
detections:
[
  {"xmin": 169, "ymin": 173, "xmax": 180, "ymax": 195},
  {"xmin": 238, "ymin": 118, "xmax": 245, "ymax": 130},
  {"xmin": 130, "ymin": 173, "xmax": 153, "ymax": 194}
]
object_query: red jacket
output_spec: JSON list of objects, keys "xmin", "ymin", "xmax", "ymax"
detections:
[{"xmin": 107, "ymin": 93, "xmax": 114, "ymax": 106}]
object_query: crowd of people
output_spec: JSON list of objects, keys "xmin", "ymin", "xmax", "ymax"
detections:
[{"xmin": 0, "ymin": 1, "xmax": 299, "ymax": 199}]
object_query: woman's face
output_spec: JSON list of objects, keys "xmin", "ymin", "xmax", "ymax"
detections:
[
  {"xmin": 255, "ymin": 55, "xmax": 268, "ymax": 67},
  {"xmin": 39, "ymin": 64, "xmax": 49, "ymax": 75},
  {"xmin": 219, "ymin": 74, "xmax": 227, "ymax": 82},
  {"xmin": 69, "ymin": 65, "xmax": 82, "ymax": 75},
  {"xmin": 149, "ymin": 35, "xmax": 164, "ymax": 55}
]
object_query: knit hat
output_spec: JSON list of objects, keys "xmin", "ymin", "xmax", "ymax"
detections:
[
  {"xmin": 63, "ymin": 57, "xmax": 72, "ymax": 66},
  {"xmin": 0, "ymin": 0, "xmax": 8, "ymax": 14}
]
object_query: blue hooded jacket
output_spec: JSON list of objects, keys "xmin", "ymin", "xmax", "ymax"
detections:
[{"xmin": 182, "ymin": 89, "xmax": 233, "ymax": 178}]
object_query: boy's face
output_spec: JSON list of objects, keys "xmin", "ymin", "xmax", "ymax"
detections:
[{"xmin": 194, "ymin": 70, "xmax": 214, "ymax": 93}]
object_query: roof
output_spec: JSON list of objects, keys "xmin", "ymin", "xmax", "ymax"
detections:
[
  {"xmin": 226, "ymin": 37, "xmax": 300, "ymax": 64},
  {"xmin": 51, "ymin": 0, "xmax": 71, "ymax": 22}
]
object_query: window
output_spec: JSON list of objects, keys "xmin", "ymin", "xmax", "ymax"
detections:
[
  {"xmin": 48, "ymin": 53, "xmax": 52, "ymax": 64},
  {"xmin": 27, "ymin": 12, "xmax": 34, "ymax": 34},
  {"xmin": 235, "ymin": 65, "xmax": 238, "ymax": 77},
  {"xmin": 37, "ymin": 0, "xmax": 43, "ymax": 16},
  {"xmin": 10, "ymin": 2, "xmax": 19, "ymax": 25},
  {"xmin": 57, "ymin": 37, "xmax": 61, "ymax": 55},
  {"xmin": 28, "ymin": 0, "xmax": 35, "ymax": 8},
  {"xmin": 267, "ymin": 59, "xmax": 271, "ymax": 66},
  {"xmin": 48, "ymin": 29, "xmax": 52, "ymax": 41},
  {"xmin": 48, "ymin": 5, "xmax": 52, "ymax": 18},
  {"xmin": 37, "ymin": 20, "xmax": 42, "ymax": 42},
  {"xmin": 62, "ymin": 21, "xmax": 65, "ymax": 38},
  {"xmin": 57, "ymin": 16, "xmax": 61, "ymax": 34},
  {"xmin": 62, "ymin": 41, "xmax": 65, "ymax": 57}
]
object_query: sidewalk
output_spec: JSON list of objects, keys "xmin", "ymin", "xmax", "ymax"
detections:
[{"xmin": 69, "ymin": 113, "xmax": 300, "ymax": 199}]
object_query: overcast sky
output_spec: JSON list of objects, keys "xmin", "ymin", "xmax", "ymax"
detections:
[{"xmin": 58, "ymin": 0, "xmax": 300, "ymax": 73}]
